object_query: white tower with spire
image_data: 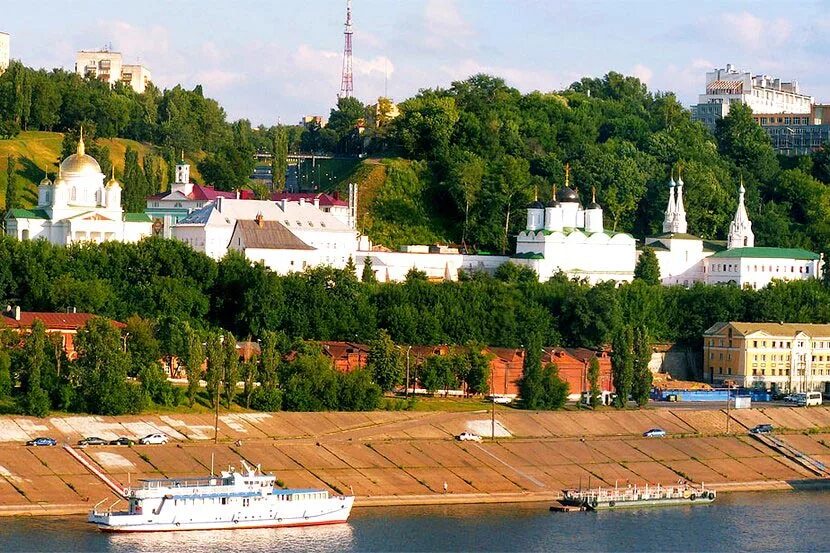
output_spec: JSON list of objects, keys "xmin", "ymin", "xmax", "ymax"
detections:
[
  {"xmin": 662, "ymin": 174, "xmax": 677, "ymax": 233},
  {"xmin": 728, "ymin": 179, "xmax": 754, "ymax": 249},
  {"xmin": 673, "ymin": 170, "xmax": 688, "ymax": 234}
]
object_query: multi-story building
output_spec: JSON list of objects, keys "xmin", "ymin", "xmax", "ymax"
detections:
[
  {"xmin": 0, "ymin": 32, "xmax": 9, "ymax": 74},
  {"xmin": 692, "ymin": 64, "xmax": 813, "ymax": 131},
  {"xmin": 75, "ymin": 50, "xmax": 151, "ymax": 93},
  {"xmin": 703, "ymin": 321, "xmax": 830, "ymax": 394}
]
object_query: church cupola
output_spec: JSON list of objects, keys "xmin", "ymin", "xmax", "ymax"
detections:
[
  {"xmin": 544, "ymin": 184, "xmax": 563, "ymax": 232},
  {"xmin": 727, "ymin": 178, "xmax": 754, "ymax": 249},
  {"xmin": 105, "ymin": 166, "xmax": 122, "ymax": 210},
  {"xmin": 662, "ymin": 172, "xmax": 677, "ymax": 233},
  {"xmin": 525, "ymin": 187, "xmax": 545, "ymax": 231},
  {"xmin": 673, "ymin": 167, "xmax": 688, "ymax": 234},
  {"xmin": 558, "ymin": 164, "xmax": 580, "ymax": 228},
  {"xmin": 37, "ymin": 169, "xmax": 52, "ymax": 207},
  {"xmin": 584, "ymin": 187, "xmax": 603, "ymax": 233}
]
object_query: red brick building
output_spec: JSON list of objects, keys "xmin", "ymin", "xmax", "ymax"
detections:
[
  {"xmin": 1, "ymin": 306, "xmax": 124, "ymax": 360},
  {"xmin": 542, "ymin": 347, "xmax": 614, "ymax": 401}
]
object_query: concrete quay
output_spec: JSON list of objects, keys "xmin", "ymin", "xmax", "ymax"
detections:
[{"xmin": 1, "ymin": 406, "xmax": 830, "ymax": 516}]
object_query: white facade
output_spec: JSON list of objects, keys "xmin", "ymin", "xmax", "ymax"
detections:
[
  {"xmin": 513, "ymin": 185, "xmax": 636, "ymax": 284},
  {"xmin": 649, "ymin": 175, "xmax": 820, "ymax": 288},
  {"xmin": 3, "ymin": 133, "xmax": 152, "ymax": 245},
  {"xmin": 75, "ymin": 50, "xmax": 151, "ymax": 93},
  {"xmin": 693, "ymin": 64, "xmax": 813, "ymax": 129},
  {"xmin": 0, "ymin": 32, "xmax": 9, "ymax": 74},
  {"xmin": 355, "ymin": 250, "xmax": 507, "ymax": 282},
  {"xmin": 173, "ymin": 198, "xmax": 359, "ymax": 269}
]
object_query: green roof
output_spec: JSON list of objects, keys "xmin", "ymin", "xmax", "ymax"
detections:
[
  {"xmin": 124, "ymin": 213, "xmax": 152, "ymax": 223},
  {"xmin": 512, "ymin": 252, "xmax": 544, "ymax": 260},
  {"xmin": 710, "ymin": 247, "xmax": 819, "ymax": 260},
  {"xmin": 5, "ymin": 208, "xmax": 49, "ymax": 220},
  {"xmin": 653, "ymin": 232, "xmax": 702, "ymax": 240}
]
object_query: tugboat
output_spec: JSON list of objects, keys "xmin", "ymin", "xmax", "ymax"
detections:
[
  {"xmin": 555, "ymin": 483, "xmax": 715, "ymax": 511},
  {"xmin": 88, "ymin": 461, "xmax": 354, "ymax": 532}
]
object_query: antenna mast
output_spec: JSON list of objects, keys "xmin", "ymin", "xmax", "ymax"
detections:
[{"xmin": 339, "ymin": 0, "xmax": 354, "ymax": 98}]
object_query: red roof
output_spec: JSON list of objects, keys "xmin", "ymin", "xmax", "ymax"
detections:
[
  {"xmin": 271, "ymin": 192, "xmax": 348, "ymax": 207},
  {"xmin": 149, "ymin": 185, "xmax": 255, "ymax": 201},
  {"xmin": 1, "ymin": 312, "xmax": 125, "ymax": 331}
]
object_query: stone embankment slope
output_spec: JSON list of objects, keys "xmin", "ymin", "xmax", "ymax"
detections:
[{"xmin": 1, "ymin": 407, "xmax": 830, "ymax": 516}]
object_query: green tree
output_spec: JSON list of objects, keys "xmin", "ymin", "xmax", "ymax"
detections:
[
  {"xmin": 420, "ymin": 354, "xmax": 458, "ymax": 396},
  {"xmin": 338, "ymin": 368, "xmax": 382, "ymax": 410},
  {"xmin": 587, "ymin": 356, "xmax": 601, "ymax": 408},
  {"xmin": 361, "ymin": 257, "xmax": 377, "ymax": 283},
  {"xmin": 240, "ymin": 354, "xmax": 258, "ymax": 409},
  {"xmin": 124, "ymin": 315, "xmax": 160, "ymax": 377},
  {"xmin": 74, "ymin": 317, "xmax": 131, "ymax": 415},
  {"xmin": 5, "ymin": 155, "xmax": 17, "ymax": 212},
  {"xmin": 540, "ymin": 362, "xmax": 569, "ymax": 410},
  {"xmin": 631, "ymin": 325, "xmax": 653, "ymax": 407},
  {"xmin": 634, "ymin": 247, "xmax": 661, "ymax": 285},
  {"xmin": 715, "ymin": 103, "xmax": 778, "ymax": 181},
  {"xmin": 0, "ymin": 348, "xmax": 11, "ymax": 397},
  {"xmin": 222, "ymin": 331, "xmax": 239, "ymax": 408},
  {"xmin": 182, "ymin": 325, "xmax": 205, "ymax": 407},
  {"xmin": 251, "ymin": 330, "xmax": 283, "ymax": 411},
  {"xmin": 518, "ymin": 332, "xmax": 545, "ymax": 409},
  {"xmin": 271, "ymin": 126, "xmax": 288, "ymax": 190},
  {"xmin": 19, "ymin": 320, "xmax": 51, "ymax": 417},
  {"xmin": 204, "ymin": 333, "xmax": 224, "ymax": 408},
  {"xmin": 366, "ymin": 329, "xmax": 403, "ymax": 393},
  {"xmin": 345, "ymin": 256, "xmax": 357, "ymax": 277},
  {"xmin": 464, "ymin": 346, "xmax": 492, "ymax": 396},
  {"xmin": 611, "ymin": 326, "xmax": 634, "ymax": 408}
]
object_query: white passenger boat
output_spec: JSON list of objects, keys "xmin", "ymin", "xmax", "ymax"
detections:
[{"xmin": 88, "ymin": 461, "xmax": 354, "ymax": 532}]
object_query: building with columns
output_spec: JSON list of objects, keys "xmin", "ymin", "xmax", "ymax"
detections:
[
  {"xmin": 646, "ymin": 173, "xmax": 820, "ymax": 288},
  {"xmin": 4, "ymin": 132, "xmax": 152, "ymax": 244}
]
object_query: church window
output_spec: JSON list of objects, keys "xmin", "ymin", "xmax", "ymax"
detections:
[
  {"xmin": 71, "ymin": 187, "xmax": 77, "ymax": 201},
  {"xmin": 45, "ymin": 191, "xmax": 51, "ymax": 203},
  {"xmin": 807, "ymin": 266, "xmax": 811, "ymax": 274}
]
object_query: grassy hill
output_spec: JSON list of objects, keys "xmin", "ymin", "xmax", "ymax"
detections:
[
  {"xmin": 0, "ymin": 131, "xmax": 203, "ymax": 209},
  {"xmin": 334, "ymin": 158, "xmax": 457, "ymax": 249}
]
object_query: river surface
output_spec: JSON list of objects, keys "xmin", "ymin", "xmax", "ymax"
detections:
[{"xmin": 2, "ymin": 491, "xmax": 829, "ymax": 552}]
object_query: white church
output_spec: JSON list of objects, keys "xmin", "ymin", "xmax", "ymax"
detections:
[
  {"xmin": 511, "ymin": 168, "xmax": 637, "ymax": 283},
  {"xmin": 4, "ymin": 131, "xmax": 152, "ymax": 244},
  {"xmin": 645, "ymin": 172, "xmax": 820, "ymax": 289}
]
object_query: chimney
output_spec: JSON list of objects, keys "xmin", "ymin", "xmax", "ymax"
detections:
[
  {"xmin": 236, "ymin": 189, "xmax": 240, "ymax": 200},
  {"xmin": 255, "ymin": 212, "xmax": 265, "ymax": 228},
  {"xmin": 217, "ymin": 196, "xmax": 223, "ymax": 212},
  {"xmin": 14, "ymin": 306, "xmax": 20, "ymax": 321},
  {"xmin": 313, "ymin": 197, "xmax": 320, "ymax": 209},
  {"xmin": 280, "ymin": 199, "xmax": 287, "ymax": 210},
  {"xmin": 299, "ymin": 197, "xmax": 306, "ymax": 206}
]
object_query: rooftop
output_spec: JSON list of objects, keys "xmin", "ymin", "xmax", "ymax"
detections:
[
  {"xmin": 233, "ymin": 219, "xmax": 315, "ymax": 251},
  {"xmin": 1, "ymin": 311, "xmax": 124, "ymax": 331},
  {"xmin": 710, "ymin": 247, "xmax": 819, "ymax": 260},
  {"xmin": 705, "ymin": 321, "xmax": 830, "ymax": 338}
]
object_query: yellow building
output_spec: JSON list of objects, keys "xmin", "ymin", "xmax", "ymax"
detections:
[{"xmin": 703, "ymin": 322, "xmax": 830, "ymax": 394}]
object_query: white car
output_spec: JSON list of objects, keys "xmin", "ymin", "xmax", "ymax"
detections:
[
  {"xmin": 138, "ymin": 433, "xmax": 168, "ymax": 445},
  {"xmin": 456, "ymin": 432, "xmax": 483, "ymax": 442}
]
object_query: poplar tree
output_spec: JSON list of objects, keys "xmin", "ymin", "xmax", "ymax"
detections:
[
  {"xmin": 271, "ymin": 126, "xmax": 288, "ymax": 191},
  {"xmin": 519, "ymin": 332, "xmax": 544, "ymax": 409},
  {"xmin": 222, "ymin": 331, "xmax": 239, "ymax": 408},
  {"xmin": 20, "ymin": 320, "xmax": 51, "ymax": 417},
  {"xmin": 588, "ymin": 356, "xmax": 602, "ymax": 408},
  {"xmin": 631, "ymin": 325, "xmax": 653, "ymax": 407},
  {"xmin": 366, "ymin": 329, "xmax": 403, "ymax": 393},
  {"xmin": 183, "ymin": 326, "xmax": 205, "ymax": 407},
  {"xmin": 205, "ymin": 333, "xmax": 224, "ymax": 408},
  {"xmin": 5, "ymin": 155, "xmax": 17, "ymax": 212},
  {"xmin": 611, "ymin": 326, "xmax": 634, "ymax": 408}
]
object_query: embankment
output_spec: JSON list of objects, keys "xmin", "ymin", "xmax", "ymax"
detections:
[{"xmin": 2, "ymin": 406, "xmax": 830, "ymax": 516}]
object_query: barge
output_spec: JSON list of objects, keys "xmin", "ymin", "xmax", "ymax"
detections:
[{"xmin": 556, "ymin": 483, "xmax": 716, "ymax": 511}]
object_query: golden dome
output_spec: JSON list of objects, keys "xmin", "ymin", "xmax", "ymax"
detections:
[
  {"xmin": 106, "ymin": 166, "xmax": 120, "ymax": 188},
  {"xmin": 53, "ymin": 167, "xmax": 67, "ymax": 188},
  {"xmin": 59, "ymin": 127, "xmax": 102, "ymax": 175}
]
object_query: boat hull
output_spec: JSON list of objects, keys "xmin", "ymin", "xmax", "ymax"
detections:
[
  {"xmin": 94, "ymin": 517, "xmax": 349, "ymax": 533},
  {"xmin": 589, "ymin": 495, "xmax": 716, "ymax": 510}
]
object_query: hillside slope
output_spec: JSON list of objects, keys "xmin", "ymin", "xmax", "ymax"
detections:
[{"xmin": 0, "ymin": 132, "xmax": 203, "ymax": 210}]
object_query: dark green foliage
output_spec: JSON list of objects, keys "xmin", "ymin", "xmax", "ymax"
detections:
[
  {"xmin": 281, "ymin": 348, "xmax": 340, "ymax": 411},
  {"xmin": 519, "ymin": 331, "xmax": 544, "ymax": 409},
  {"xmin": 124, "ymin": 315, "xmax": 160, "ymax": 377},
  {"xmin": 420, "ymin": 355, "xmax": 458, "ymax": 395},
  {"xmin": 241, "ymin": 355, "xmax": 258, "ymax": 409},
  {"xmin": 271, "ymin": 126, "xmax": 288, "ymax": 190},
  {"xmin": 182, "ymin": 323, "xmax": 204, "ymax": 407},
  {"xmin": 611, "ymin": 326, "xmax": 634, "ymax": 408},
  {"xmin": 338, "ymin": 369, "xmax": 382, "ymax": 411},
  {"xmin": 5, "ymin": 154, "xmax": 17, "ymax": 212},
  {"xmin": 361, "ymin": 257, "xmax": 377, "ymax": 283},
  {"xmin": 19, "ymin": 320, "xmax": 51, "ymax": 417},
  {"xmin": 631, "ymin": 325, "xmax": 653, "ymax": 407},
  {"xmin": 222, "ymin": 331, "xmax": 239, "ymax": 408},
  {"xmin": 634, "ymin": 247, "xmax": 661, "ymax": 285},
  {"xmin": 588, "ymin": 356, "xmax": 601, "ymax": 408},
  {"xmin": 138, "ymin": 362, "xmax": 175, "ymax": 406},
  {"xmin": 0, "ymin": 350, "xmax": 11, "ymax": 397},
  {"xmin": 73, "ymin": 317, "xmax": 131, "ymax": 415},
  {"xmin": 367, "ymin": 329, "xmax": 403, "ymax": 392},
  {"xmin": 204, "ymin": 333, "xmax": 224, "ymax": 408}
]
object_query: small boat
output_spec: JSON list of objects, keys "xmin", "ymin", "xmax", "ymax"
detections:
[
  {"xmin": 557, "ymin": 483, "xmax": 715, "ymax": 511},
  {"xmin": 88, "ymin": 461, "xmax": 354, "ymax": 532}
]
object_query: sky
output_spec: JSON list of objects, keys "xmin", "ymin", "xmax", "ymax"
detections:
[{"xmin": 5, "ymin": 0, "xmax": 830, "ymax": 125}]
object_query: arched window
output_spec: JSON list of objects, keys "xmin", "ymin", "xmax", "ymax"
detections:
[
  {"xmin": 70, "ymin": 187, "xmax": 77, "ymax": 202},
  {"xmin": 95, "ymin": 189, "xmax": 103, "ymax": 205}
]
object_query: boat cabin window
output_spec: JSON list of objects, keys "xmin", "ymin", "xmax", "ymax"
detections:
[{"xmin": 221, "ymin": 497, "xmax": 227, "ymax": 505}]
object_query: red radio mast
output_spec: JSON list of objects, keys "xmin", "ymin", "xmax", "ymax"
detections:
[{"xmin": 339, "ymin": 0, "xmax": 353, "ymax": 98}]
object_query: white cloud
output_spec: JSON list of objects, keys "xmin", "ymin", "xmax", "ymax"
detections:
[
  {"xmin": 439, "ymin": 59, "xmax": 563, "ymax": 93},
  {"xmin": 631, "ymin": 64, "xmax": 653, "ymax": 85},
  {"xmin": 422, "ymin": 0, "xmax": 475, "ymax": 51},
  {"xmin": 720, "ymin": 11, "xmax": 792, "ymax": 50}
]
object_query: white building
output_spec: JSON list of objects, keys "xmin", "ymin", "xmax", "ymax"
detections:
[
  {"xmin": 0, "ymin": 32, "xmax": 9, "ymax": 74},
  {"xmin": 173, "ymin": 198, "xmax": 359, "ymax": 270},
  {"xmin": 511, "ymin": 172, "xmax": 637, "ymax": 284},
  {"xmin": 3, "ymin": 131, "xmax": 152, "ymax": 244},
  {"xmin": 692, "ymin": 64, "xmax": 813, "ymax": 130},
  {"xmin": 75, "ymin": 50, "xmax": 151, "ymax": 93},
  {"xmin": 647, "ymin": 174, "xmax": 820, "ymax": 288}
]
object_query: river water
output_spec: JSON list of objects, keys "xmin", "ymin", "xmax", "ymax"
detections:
[{"xmin": 3, "ymin": 491, "xmax": 829, "ymax": 552}]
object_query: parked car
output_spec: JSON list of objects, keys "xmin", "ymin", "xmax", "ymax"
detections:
[
  {"xmin": 486, "ymin": 395, "xmax": 513, "ymax": 405},
  {"xmin": 456, "ymin": 432, "xmax": 483, "ymax": 442},
  {"xmin": 109, "ymin": 437, "xmax": 134, "ymax": 446},
  {"xmin": 643, "ymin": 428, "xmax": 667, "ymax": 438},
  {"xmin": 797, "ymin": 392, "xmax": 823, "ymax": 407},
  {"xmin": 77, "ymin": 437, "xmax": 108, "ymax": 446},
  {"xmin": 26, "ymin": 437, "xmax": 57, "ymax": 447},
  {"xmin": 138, "ymin": 433, "xmax": 168, "ymax": 445},
  {"xmin": 750, "ymin": 424, "xmax": 774, "ymax": 434}
]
